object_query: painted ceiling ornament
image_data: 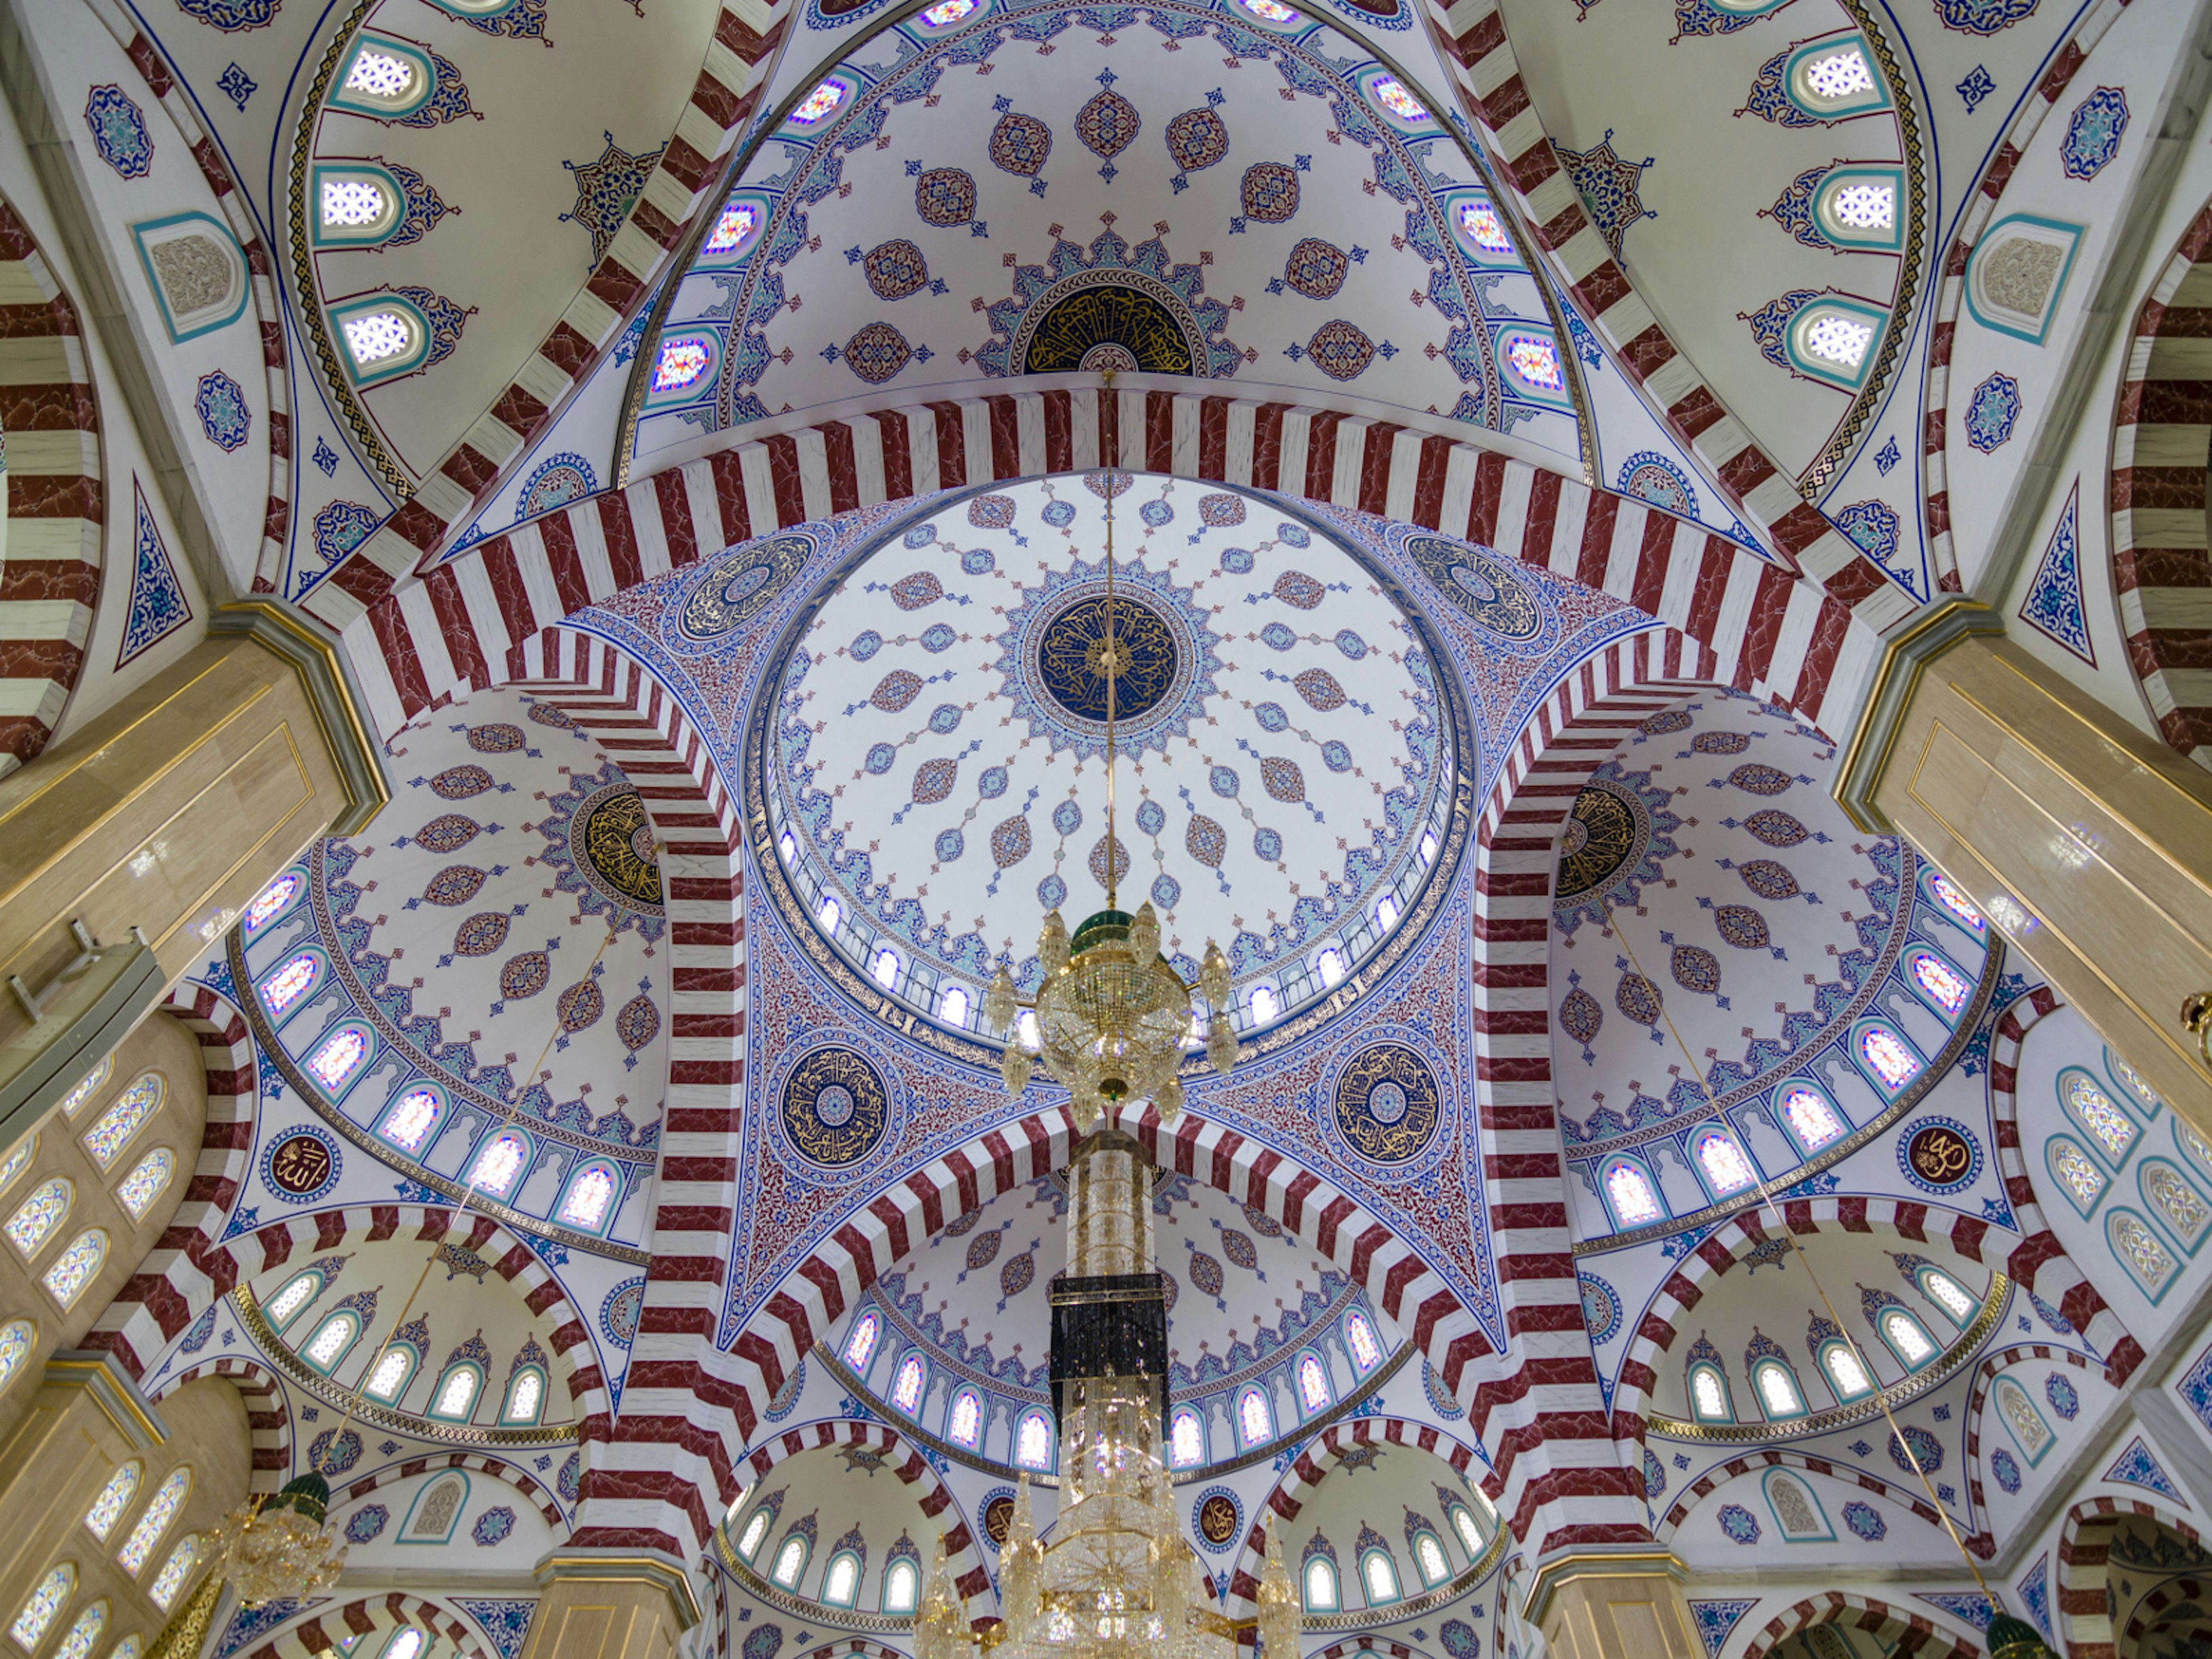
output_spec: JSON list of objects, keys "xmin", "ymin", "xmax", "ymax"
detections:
[
  {"xmin": 674, "ymin": 532, "xmax": 814, "ymax": 643},
  {"xmin": 450, "ymin": 0, "xmax": 554, "ymax": 42},
  {"xmin": 776, "ymin": 1042, "xmax": 897, "ymax": 1172},
  {"xmin": 1325, "ymin": 1032, "xmax": 1450, "ymax": 1177},
  {"xmin": 1551, "ymin": 762, "xmax": 1683, "ymax": 937},
  {"xmin": 1402, "ymin": 534, "xmax": 1550, "ymax": 647},
  {"xmin": 1931, "ymin": 0, "xmax": 2044, "ymax": 36},
  {"xmin": 1551, "ymin": 128, "xmax": 1655, "ymax": 261},
  {"xmin": 534, "ymin": 758, "xmax": 666, "ymax": 937},
  {"xmin": 1668, "ymin": 0, "xmax": 1790, "ymax": 41},
  {"xmin": 979, "ymin": 227, "xmax": 1244, "ymax": 378}
]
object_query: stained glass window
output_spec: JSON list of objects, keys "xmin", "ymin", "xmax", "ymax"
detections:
[
  {"xmin": 1168, "ymin": 1408, "xmax": 1203, "ymax": 1468},
  {"xmin": 1296, "ymin": 1353, "xmax": 1331, "ymax": 1412},
  {"xmin": 1754, "ymin": 1362, "xmax": 1801, "ymax": 1417},
  {"xmin": 1919, "ymin": 1270, "xmax": 1976, "ymax": 1326},
  {"xmin": 0, "ymin": 1320, "xmax": 35, "ymax": 1395},
  {"xmin": 468, "ymin": 1132, "xmax": 529, "ymax": 1196},
  {"xmin": 82, "ymin": 1075, "xmax": 161, "ymax": 1171},
  {"xmin": 262, "ymin": 953, "xmax": 319, "ymax": 1014},
  {"xmin": 939, "ymin": 984, "xmax": 970, "ymax": 1027},
  {"xmin": 242, "ymin": 874, "xmax": 299, "ymax": 934},
  {"xmin": 2109, "ymin": 1050, "xmax": 2162, "ymax": 1112},
  {"xmin": 306, "ymin": 1028, "xmax": 369, "ymax": 1093},
  {"xmin": 380, "ymin": 1089, "xmax": 442, "ymax": 1153},
  {"xmin": 1829, "ymin": 181, "xmax": 1893, "ymax": 230},
  {"xmin": 704, "ymin": 201, "xmax": 759, "ymax": 255},
  {"xmin": 1694, "ymin": 1131, "xmax": 1756, "ymax": 1195},
  {"xmin": 11, "ymin": 1565, "xmax": 73, "ymax": 1650},
  {"xmin": 1368, "ymin": 75, "xmax": 1425, "ymax": 122},
  {"xmin": 2051, "ymin": 1139, "xmax": 2105, "ymax": 1209},
  {"xmin": 789, "ymin": 80, "xmax": 847, "ymax": 125},
  {"xmin": 1779, "ymin": 1085, "xmax": 1843, "ymax": 1150},
  {"xmin": 823, "ymin": 1554, "xmax": 859, "ymax": 1606},
  {"xmin": 2112, "ymin": 1213, "xmax": 2174, "ymax": 1286},
  {"xmin": 116, "ymin": 1150, "xmax": 174, "ymax": 1221},
  {"xmin": 110, "ymin": 1636, "xmax": 145, "ymax": 1659},
  {"xmin": 917, "ymin": 0, "xmax": 978, "ymax": 24},
  {"xmin": 305, "ymin": 1314, "xmax": 357, "ymax": 1369},
  {"xmin": 948, "ymin": 1387, "xmax": 982, "ymax": 1448},
  {"xmin": 1017, "ymin": 1410, "xmax": 1055, "ymax": 1469},
  {"xmin": 892, "ymin": 1353, "xmax": 925, "ymax": 1413},
  {"xmin": 7, "ymin": 1178, "xmax": 71, "ymax": 1258},
  {"xmin": 1908, "ymin": 953, "xmax": 1969, "ymax": 1016},
  {"xmin": 0, "ymin": 1137, "xmax": 32, "ymax": 1197},
  {"xmin": 1238, "ymin": 1388, "xmax": 1272, "ymax": 1446},
  {"xmin": 843, "ymin": 1310, "xmax": 879, "ymax": 1372},
  {"xmin": 1858, "ymin": 1026, "xmax": 1921, "ymax": 1093},
  {"xmin": 267, "ymin": 1272, "xmax": 321, "ymax": 1328},
  {"xmin": 819, "ymin": 896, "xmax": 842, "ymax": 934},
  {"xmin": 382, "ymin": 1633, "xmax": 424, "ymax": 1659},
  {"xmin": 1362, "ymin": 1550, "xmax": 1400, "ymax": 1604},
  {"xmin": 1881, "ymin": 1310, "xmax": 1934, "ymax": 1367},
  {"xmin": 1822, "ymin": 1345, "xmax": 1871, "ymax": 1399},
  {"xmin": 504, "ymin": 1370, "xmax": 544, "ymax": 1423},
  {"xmin": 1236, "ymin": 0, "xmax": 1299, "ymax": 19},
  {"xmin": 558, "ymin": 1166, "xmax": 618, "ymax": 1230},
  {"xmin": 54, "ymin": 1599, "xmax": 106, "ymax": 1659},
  {"xmin": 344, "ymin": 49, "xmax": 416, "ymax": 99},
  {"xmin": 1415, "ymin": 1533, "xmax": 1449, "ymax": 1585},
  {"xmin": 2143, "ymin": 1163, "xmax": 2209, "ymax": 1238},
  {"xmin": 1504, "ymin": 332, "xmax": 1564, "ymax": 392},
  {"xmin": 1995, "ymin": 1379, "xmax": 2048, "ymax": 1455},
  {"xmin": 1450, "ymin": 1506, "xmax": 1482, "ymax": 1558},
  {"xmin": 738, "ymin": 1511, "xmax": 772, "ymax": 1560},
  {"xmin": 119, "ymin": 1470, "xmax": 188, "ymax": 1574},
  {"xmin": 2065, "ymin": 1070, "xmax": 2135, "ymax": 1162},
  {"xmin": 432, "ymin": 1366, "xmax": 479, "ymax": 1419},
  {"xmin": 43, "ymin": 1229, "xmax": 106, "ymax": 1309},
  {"xmin": 772, "ymin": 1536, "xmax": 808, "ymax": 1588},
  {"xmin": 1304, "ymin": 1558, "xmax": 1337, "ymax": 1612},
  {"xmin": 1455, "ymin": 198, "xmax": 1514, "ymax": 257},
  {"xmin": 1315, "ymin": 946, "xmax": 1345, "ymax": 988},
  {"xmin": 84, "ymin": 1463, "xmax": 142, "ymax": 1541},
  {"xmin": 342, "ymin": 312, "xmax": 414, "ymax": 366},
  {"xmin": 1802, "ymin": 46, "xmax": 1874, "ymax": 100},
  {"xmin": 364, "ymin": 1349, "xmax": 411, "ymax": 1400},
  {"xmin": 59, "ymin": 1057, "xmax": 111, "ymax": 1118},
  {"xmin": 883, "ymin": 1560, "xmax": 919, "ymax": 1613},
  {"xmin": 1927, "ymin": 874, "xmax": 1984, "ymax": 931},
  {"xmin": 1690, "ymin": 1366, "xmax": 1728, "ymax": 1421},
  {"xmin": 1248, "ymin": 984, "xmax": 1279, "ymax": 1025},
  {"xmin": 1603, "ymin": 1161, "xmax": 1661, "ymax": 1227},
  {"xmin": 321, "ymin": 179, "xmax": 391, "ymax": 229},
  {"xmin": 1803, "ymin": 312, "xmax": 1874, "ymax": 368},
  {"xmin": 1344, "ymin": 1309, "xmax": 1381, "ymax": 1373}
]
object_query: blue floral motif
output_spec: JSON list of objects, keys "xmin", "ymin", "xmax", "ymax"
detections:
[
  {"xmin": 1741, "ymin": 289, "xmax": 1820, "ymax": 370},
  {"xmin": 1842, "ymin": 1499, "xmax": 1887, "ymax": 1540},
  {"xmin": 173, "ymin": 0, "xmax": 282, "ymax": 31},
  {"xmin": 2019, "ymin": 483, "xmax": 2092, "ymax": 663},
  {"xmin": 1687, "ymin": 1600, "xmax": 1757, "ymax": 1659},
  {"xmin": 1616, "ymin": 452, "xmax": 1697, "ymax": 519},
  {"xmin": 2103, "ymin": 1435, "xmax": 2182, "ymax": 1499},
  {"xmin": 195, "ymin": 370, "xmax": 251, "ymax": 452},
  {"xmin": 345, "ymin": 1504, "xmax": 389, "ymax": 1544},
  {"xmin": 217, "ymin": 64, "xmax": 257, "ymax": 110},
  {"xmin": 518, "ymin": 452, "xmax": 597, "ymax": 522},
  {"xmin": 1931, "ymin": 0, "xmax": 2041, "ymax": 35},
  {"xmin": 452, "ymin": 1601, "xmax": 537, "ymax": 1659},
  {"xmin": 116, "ymin": 482, "xmax": 195, "ymax": 669},
  {"xmin": 471, "ymin": 1506, "xmax": 517, "ymax": 1546},
  {"xmin": 1715, "ymin": 1503, "xmax": 1760, "ymax": 1544},
  {"xmin": 1888, "ymin": 1424, "xmax": 1944, "ymax": 1474},
  {"xmin": 1578, "ymin": 1273, "xmax": 1622, "ymax": 1344},
  {"xmin": 303, "ymin": 501, "xmax": 380, "ymax": 599},
  {"xmin": 83, "ymin": 86, "xmax": 151, "ymax": 179},
  {"xmin": 1957, "ymin": 66, "xmax": 1997, "ymax": 112},
  {"xmin": 1835, "ymin": 500, "xmax": 1900, "ymax": 566},
  {"xmin": 1991, "ymin": 1447, "xmax": 2022, "ymax": 1493},
  {"xmin": 1964, "ymin": 373, "xmax": 2020, "ymax": 453},
  {"xmin": 1642, "ymin": 1448, "xmax": 1666, "ymax": 1501},
  {"xmin": 2019, "ymin": 1554, "xmax": 2052, "ymax": 1638},
  {"xmin": 2062, "ymin": 86, "xmax": 2129, "ymax": 180},
  {"xmin": 2044, "ymin": 1372, "xmax": 2080, "ymax": 1420}
]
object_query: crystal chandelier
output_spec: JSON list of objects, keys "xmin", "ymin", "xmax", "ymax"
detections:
[
  {"xmin": 984, "ymin": 469, "xmax": 1236, "ymax": 1128},
  {"xmin": 205, "ymin": 1472, "xmax": 348, "ymax": 1606}
]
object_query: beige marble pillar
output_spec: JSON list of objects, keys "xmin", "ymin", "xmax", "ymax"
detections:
[
  {"xmin": 1524, "ymin": 1554, "xmax": 1701, "ymax": 1659},
  {"xmin": 521, "ymin": 1551, "xmax": 700, "ymax": 1659},
  {"xmin": 1835, "ymin": 601, "xmax": 2212, "ymax": 1115}
]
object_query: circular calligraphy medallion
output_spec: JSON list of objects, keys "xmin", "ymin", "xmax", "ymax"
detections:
[
  {"xmin": 676, "ymin": 533, "xmax": 813, "ymax": 643},
  {"xmin": 263, "ymin": 1126, "xmax": 342, "ymax": 1203},
  {"xmin": 1028, "ymin": 588, "xmax": 1188, "ymax": 733},
  {"xmin": 983, "ymin": 1491, "xmax": 1016, "ymax": 1547},
  {"xmin": 1553, "ymin": 778, "xmax": 1649, "ymax": 911},
  {"xmin": 1899, "ymin": 1116, "xmax": 1980, "ymax": 1194},
  {"xmin": 779, "ymin": 1044, "xmax": 894, "ymax": 1172},
  {"xmin": 602, "ymin": 1277, "xmax": 646, "ymax": 1347},
  {"xmin": 1329, "ymin": 1038, "xmax": 1445, "ymax": 1171},
  {"xmin": 1194, "ymin": 1487, "xmax": 1244, "ymax": 1551},
  {"xmin": 1402, "ymin": 534, "xmax": 1546, "ymax": 643},
  {"xmin": 566, "ymin": 783, "xmax": 666, "ymax": 914}
]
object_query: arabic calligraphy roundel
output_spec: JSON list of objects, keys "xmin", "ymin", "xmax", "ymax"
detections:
[
  {"xmin": 778, "ymin": 1042, "xmax": 897, "ymax": 1175},
  {"xmin": 1401, "ymin": 533, "xmax": 1548, "ymax": 647},
  {"xmin": 1899, "ymin": 1116, "xmax": 1981, "ymax": 1194},
  {"xmin": 1327, "ymin": 1034, "xmax": 1449, "ymax": 1176},
  {"xmin": 676, "ymin": 532, "xmax": 815, "ymax": 644}
]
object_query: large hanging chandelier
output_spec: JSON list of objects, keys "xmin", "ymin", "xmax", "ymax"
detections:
[
  {"xmin": 984, "ymin": 465, "xmax": 1236, "ymax": 1128},
  {"xmin": 204, "ymin": 1473, "xmax": 347, "ymax": 1606}
]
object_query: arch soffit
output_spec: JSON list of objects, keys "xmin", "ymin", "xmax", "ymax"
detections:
[
  {"xmin": 1654, "ymin": 1445, "xmax": 1974, "ymax": 1555},
  {"xmin": 232, "ymin": 1592, "xmax": 494, "ymax": 1659},
  {"xmin": 151, "ymin": 1357, "xmax": 291, "ymax": 1497},
  {"xmin": 326, "ymin": 1448, "xmax": 567, "ymax": 1531},
  {"xmin": 2055, "ymin": 1496, "xmax": 2210, "ymax": 1657},
  {"xmin": 1737, "ymin": 1589, "xmax": 1983, "ymax": 1659}
]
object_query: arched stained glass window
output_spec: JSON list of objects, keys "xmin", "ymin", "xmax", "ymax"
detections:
[
  {"xmin": 737, "ymin": 1510, "xmax": 772, "ymax": 1560},
  {"xmin": 380, "ymin": 1089, "xmax": 442, "ymax": 1154},
  {"xmin": 772, "ymin": 1535, "xmax": 809, "ymax": 1588},
  {"xmin": 109, "ymin": 1637, "xmax": 143, "ymax": 1659},
  {"xmin": 947, "ymin": 1387, "xmax": 983, "ymax": 1448},
  {"xmin": 343, "ymin": 48, "xmax": 416, "ymax": 99},
  {"xmin": 382, "ymin": 1633, "xmax": 425, "ymax": 1659},
  {"xmin": 119, "ymin": 1469, "xmax": 189, "ymax": 1573},
  {"xmin": 1690, "ymin": 1365, "xmax": 1730, "ymax": 1422},
  {"xmin": 871, "ymin": 946, "xmax": 902, "ymax": 989},
  {"xmin": 1881, "ymin": 1310, "xmax": 1936, "ymax": 1369},
  {"xmin": 1296, "ymin": 1353, "xmax": 1331, "ymax": 1413},
  {"xmin": 116, "ymin": 1149, "xmax": 175, "ymax": 1221},
  {"xmin": 823, "ymin": 1553, "xmax": 860, "ymax": 1606},
  {"xmin": 1168, "ymin": 1407, "xmax": 1203, "ymax": 1469},
  {"xmin": 558, "ymin": 1165, "xmax": 619, "ymax": 1232},
  {"xmin": 84, "ymin": 1463, "xmax": 142, "ymax": 1541},
  {"xmin": 843, "ymin": 1310, "xmax": 880, "ymax": 1373},
  {"xmin": 431, "ymin": 1366, "xmax": 479, "ymax": 1420},
  {"xmin": 882, "ymin": 1559, "xmax": 919, "ymax": 1613},
  {"xmin": 44, "ymin": 1229, "xmax": 107, "ymax": 1309},
  {"xmin": 83, "ymin": 1074, "xmax": 161, "ymax": 1170},
  {"xmin": 1907, "ymin": 952, "xmax": 1970, "ymax": 1017},
  {"xmin": 1238, "ymin": 1387, "xmax": 1272, "ymax": 1446},
  {"xmin": 54, "ymin": 1599, "xmax": 106, "ymax": 1659},
  {"xmin": 2109, "ymin": 1050, "xmax": 2162, "ymax": 1113},
  {"xmin": 502, "ymin": 1370, "xmax": 544, "ymax": 1425},
  {"xmin": 1753, "ymin": 1361, "xmax": 1802, "ymax": 1418},
  {"xmin": 2064, "ymin": 1069, "xmax": 2135, "ymax": 1164},
  {"xmin": 891, "ymin": 1353, "xmax": 926, "ymax": 1414},
  {"xmin": 243, "ymin": 873, "xmax": 300, "ymax": 934},
  {"xmin": 1449, "ymin": 1506, "xmax": 1482, "ymax": 1559},
  {"xmin": 704, "ymin": 199, "xmax": 760, "ymax": 256},
  {"xmin": 1603, "ymin": 1160, "xmax": 1662, "ymax": 1227},
  {"xmin": 1821, "ymin": 1344, "xmax": 1872, "ymax": 1400},
  {"xmin": 468, "ymin": 1131, "xmax": 530, "ymax": 1196},
  {"xmin": 1304, "ymin": 1558, "xmax": 1338, "ymax": 1612},
  {"xmin": 1694, "ymin": 1131, "xmax": 1756, "ymax": 1196},
  {"xmin": 1926, "ymin": 874, "xmax": 1984, "ymax": 933},
  {"xmin": 0, "ymin": 1320, "xmax": 35, "ymax": 1396},
  {"xmin": 2142, "ymin": 1160, "xmax": 2210, "ymax": 1245},
  {"xmin": 321, "ymin": 176, "xmax": 392, "ymax": 230},
  {"xmin": 1017, "ymin": 1409, "xmax": 1055, "ymax": 1470},
  {"xmin": 261, "ymin": 953, "xmax": 318, "ymax": 1015},
  {"xmin": 1827, "ymin": 179, "xmax": 1892, "ymax": 231},
  {"xmin": 2111, "ymin": 1209, "xmax": 2176, "ymax": 1294},
  {"xmin": 940, "ymin": 984, "xmax": 969, "ymax": 1027},
  {"xmin": 306, "ymin": 1028, "xmax": 369, "ymax": 1093},
  {"xmin": 1361, "ymin": 1549, "xmax": 1400, "ymax": 1604},
  {"xmin": 149, "ymin": 1535, "xmax": 199, "ymax": 1611},
  {"xmin": 1414, "ymin": 1532, "xmax": 1449, "ymax": 1586},
  {"xmin": 1779, "ymin": 1085, "xmax": 1843, "ymax": 1151},
  {"xmin": 342, "ymin": 311, "xmax": 417, "ymax": 369},
  {"xmin": 364, "ymin": 1348, "xmax": 412, "ymax": 1401},
  {"xmin": 1857, "ymin": 1025, "xmax": 1921, "ymax": 1093},
  {"xmin": 7, "ymin": 1178, "xmax": 73, "ymax": 1258},
  {"xmin": 266, "ymin": 1271, "xmax": 321, "ymax": 1328},
  {"xmin": 2049, "ymin": 1137, "xmax": 2105, "ymax": 1213},
  {"xmin": 789, "ymin": 80, "xmax": 847, "ymax": 125},
  {"xmin": 59, "ymin": 1058, "xmax": 112, "ymax": 1119},
  {"xmin": 305, "ymin": 1314, "xmax": 358, "ymax": 1370},
  {"xmin": 1344, "ymin": 1310, "xmax": 1381, "ymax": 1373},
  {"xmin": 1918, "ymin": 1270, "xmax": 1976, "ymax": 1327},
  {"xmin": 10, "ymin": 1565, "xmax": 73, "ymax": 1651}
]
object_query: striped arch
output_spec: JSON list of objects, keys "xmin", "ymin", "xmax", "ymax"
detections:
[
  {"xmin": 1987, "ymin": 987, "xmax": 2146, "ymax": 1382},
  {"xmin": 1738, "ymin": 1590, "xmax": 1982, "ymax": 1659},
  {"xmin": 2123, "ymin": 1575, "xmax": 2212, "ymax": 1654},
  {"xmin": 1416, "ymin": 0, "xmax": 1910, "ymax": 642},
  {"xmin": 1656, "ymin": 1448, "xmax": 1971, "ymax": 1554},
  {"xmin": 0, "ymin": 192, "xmax": 103, "ymax": 772},
  {"xmin": 1962, "ymin": 1344, "xmax": 2099, "ymax": 1518},
  {"xmin": 236, "ymin": 1593, "xmax": 489, "ymax": 1659},
  {"xmin": 730, "ymin": 1418, "xmax": 987, "ymax": 1607},
  {"xmin": 1226, "ymin": 1415, "xmax": 1485, "ymax": 1612},
  {"xmin": 2058, "ymin": 1496, "xmax": 2206, "ymax": 1659},
  {"xmin": 311, "ymin": 388, "xmax": 1862, "ymax": 743},
  {"xmin": 85, "ymin": 981, "xmax": 259, "ymax": 1378},
  {"xmin": 153, "ymin": 1357, "xmax": 290, "ymax": 1495},
  {"xmin": 332, "ymin": 1448, "xmax": 566, "ymax": 1531},
  {"xmin": 1466, "ymin": 631, "xmax": 1728, "ymax": 1558},
  {"xmin": 2113, "ymin": 194, "xmax": 2212, "ymax": 768}
]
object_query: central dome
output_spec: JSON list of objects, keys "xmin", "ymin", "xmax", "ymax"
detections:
[{"xmin": 761, "ymin": 472, "xmax": 1456, "ymax": 1043}]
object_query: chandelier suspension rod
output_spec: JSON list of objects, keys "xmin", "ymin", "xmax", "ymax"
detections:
[{"xmin": 1104, "ymin": 460, "xmax": 1119, "ymax": 910}]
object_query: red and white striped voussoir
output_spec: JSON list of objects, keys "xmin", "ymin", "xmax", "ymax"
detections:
[
  {"xmin": 1419, "ymin": 0, "xmax": 1910, "ymax": 645},
  {"xmin": 322, "ymin": 387, "xmax": 1874, "ymax": 743},
  {"xmin": 2113, "ymin": 195, "xmax": 2212, "ymax": 768},
  {"xmin": 1657, "ymin": 1448, "xmax": 1965, "ymax": 1553},
  {"xmin": 1959, "ymin": 1342, "xmax": 2094, "ymax": 1518},
  {"xmin": 86, "ymin": 1, "xmax": 294, "ymax": 594},
  {"xmin": 1919, "ymin": 0, "xmax": 2130, "ymax": 595},
  {"xmin": 241, "ymin": 1594, "xmax": 486, "ymax": 1659},
  {"xmin": 1226, "ymin": 1416, "xmax": 1480, "ymax": 1609},
  {"xmin": 153, "ymin": 1355, "xmax": 290, "ymax": 1494},
  {"xmin": 1743, "ymin": 1592, "xmax": 1979, "ymax": 1659},
  {"xmin": 1468, "ymin": 635, "xmax": 1725, "ymax": 1558},
  {"xmin": 315, "ymin": 0, "xmax": 792, "ymax": 597},
  {"xmin": 2123, "ymin": 1575, "xmax": 2212, "ymax": 1652},
  {"xmin": 0, "ymin": 194, "xmax": 101, "ymax": 774},
  {"xmin": 1986, "ymin": 986, "xmax": 2143, "ymax": 1384},
  {"xmin": 335, "ymin": 1448, "xmax": 566, "ymax": 1530},
  {"xmin": 734, "ymin": 1419, "xmax": 989, "ymax": 1604},
  {"xmin": 2060, "ymin": 1496, "xmax": 2205, "ymax": 1659}
]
